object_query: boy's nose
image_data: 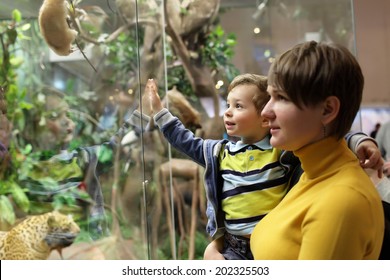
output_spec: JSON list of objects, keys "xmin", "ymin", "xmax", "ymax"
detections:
[{"xmin": 224, "ymin": 107, "xmax": 232, "ymax": 116}]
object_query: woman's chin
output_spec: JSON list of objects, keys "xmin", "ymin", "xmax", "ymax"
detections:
[{"xmin": 270, "ymin": 138, "xmax": 290, "ymax": 151}]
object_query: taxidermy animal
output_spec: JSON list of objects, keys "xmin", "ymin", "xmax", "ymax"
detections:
[
  {"xmin": 38, "ymin": 0, "xmax": 78, "ymax": 56},
  {"xmin": 163, "ymin": 86, "xmax": 202, "ymax": 131},
  {"xmin": 0, "ymin": 211, "xmax": 80, "ymax": 260}
]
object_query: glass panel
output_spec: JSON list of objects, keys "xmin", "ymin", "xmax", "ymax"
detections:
[
  {"xmin": 0, "ymin": 0, "xmax": 360, "ymax": 260},
  {"xmin": 0, "ymin": 0, "xmax": 158, "ymax": 260}
]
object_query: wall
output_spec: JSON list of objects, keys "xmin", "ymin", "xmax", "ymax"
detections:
[
  {"xmin": 220, "ymin": 0, "xmax": 390, "ymax": 106},
  {"xmin": 352, "ymin": 0, "xmax": 390, "ymax": 134},
  {"xmin": 219, "ymin": 0, "xmax": 390, "ymax": 134},
  {"xmin": 354, "ymin": 0, "xmax": 390, "ymax": 106}
]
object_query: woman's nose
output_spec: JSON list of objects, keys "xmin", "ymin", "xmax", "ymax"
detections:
[{"xmin": 261, "ymin": 100, "xmax": 273, "ymax": 119}]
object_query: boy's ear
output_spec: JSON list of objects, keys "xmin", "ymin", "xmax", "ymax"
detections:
[{"xmin": 322, "ymin": 96, "xmax": 340, "ymax": 125}]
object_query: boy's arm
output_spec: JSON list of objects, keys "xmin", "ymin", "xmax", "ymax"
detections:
[
  {"xmin": 145, "ymin": 79, "xmax": 208, "ymax": 166},
  {"xmin": 346, "ymin": 132, "xmax": 384, "ymax": 178}
]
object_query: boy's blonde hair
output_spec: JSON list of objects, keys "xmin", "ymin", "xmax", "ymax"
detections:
[{"xmin": 228, "ymin": 73, "xmax": 269, "ymax": 114}]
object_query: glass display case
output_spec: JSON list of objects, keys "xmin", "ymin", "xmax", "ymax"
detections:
[{"xmin": 0, "ymin": 0, "xmax": 358, "ymax": 260}]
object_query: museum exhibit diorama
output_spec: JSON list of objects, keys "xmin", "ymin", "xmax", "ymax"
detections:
[{"xmin": 0, "ymin": 0, "xmax": 389, "ymax": 260}]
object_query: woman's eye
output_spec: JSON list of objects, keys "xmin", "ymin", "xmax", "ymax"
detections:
[{"xmin": 277, "ymin": 94, "xmax": 288, "ymax": 101}]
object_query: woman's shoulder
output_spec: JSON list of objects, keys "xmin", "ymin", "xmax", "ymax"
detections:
[{"xmin": 318, "ymin": 169, "xmax": 381, "ymax": 207}]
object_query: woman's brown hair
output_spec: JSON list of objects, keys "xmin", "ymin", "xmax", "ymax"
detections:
[{"xmin": 268, "ymin": 41, "xmax": 364, "ymax": 139}]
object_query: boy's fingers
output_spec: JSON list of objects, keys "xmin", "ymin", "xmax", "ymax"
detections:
[{"xmin": 378, "ymin": 169, "xmax": 383, "ymax": 179}]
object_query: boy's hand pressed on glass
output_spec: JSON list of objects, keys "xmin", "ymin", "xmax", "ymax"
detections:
[{"xmin": 146, "ymin": 79, "xmax": 163, "ymax": 113}]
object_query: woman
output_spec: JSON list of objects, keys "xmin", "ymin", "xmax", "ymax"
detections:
[{"xmin": 250, "ymin": 41, "xmax": 384, "ymax": 259}]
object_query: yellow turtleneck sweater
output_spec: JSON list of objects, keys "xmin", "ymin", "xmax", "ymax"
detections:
[{"xmin": 250, "ymin": 137, "xmax": 384, "ymax": 259}]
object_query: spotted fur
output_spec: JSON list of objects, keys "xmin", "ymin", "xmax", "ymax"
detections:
[{"xmin": 0, "ymin": 211, "xmax": 80, "ymax": 260}]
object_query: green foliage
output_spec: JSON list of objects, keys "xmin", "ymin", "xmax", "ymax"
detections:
[
  {"xmin": 157, "ymin": 230, "xmax": 210, "ymax": 260},
  {"xmin": 0, "ymin": 11, "xmax": 95, "ymax": 226},
  {"xmin": 0, "ymin": 10, "xmax": 29, "ymax": 80},
  {"xmin": 10, "ymin": 181, "xmax": 30, "ymax": 212},
  {"xmin": 0, "ymin": 5, "xmax": 241, "ymax": 260},
  {"xmin": 0, "ymin": 195, "xmax": 15, "ymax": 225},
  {"xmin": 104, "ymin": 31, "xmax": 141, "ymax": 87},
  {"xmin": 97, "ymin": 145, "xmax": 114, "ymax": 163},
  {"xmin": 166, "ymin": 24, "xmax": 240, "ymax": 100},
  {"xmin": 0, "ymin": 10, "xmax": 34, "ymax": 226},
  {"xmin": 0, "ymin": 11, "xmax": 32, "ymax": 115},
  {"xmin": 52, "ymin": 189, "xmax": 92, "ymax": 210},
  {"xmin": 201, "ymin": 25, "xmax": 240, "ymax": 82},
  {"xmin": 166, "ymin": 60, "xmax": 193, "ymax": 98}
]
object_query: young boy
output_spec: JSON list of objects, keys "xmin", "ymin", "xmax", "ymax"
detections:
[{"xmin": 142, "ymin": 75, "xmax": 382, "ymax": 259}]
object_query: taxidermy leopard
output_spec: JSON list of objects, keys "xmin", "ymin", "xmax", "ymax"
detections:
[{"xmin": 0, "ymin": 211, "xmax": 80, "ymax": 260}]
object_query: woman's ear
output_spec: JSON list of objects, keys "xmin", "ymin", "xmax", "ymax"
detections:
[{"xmin": 322, "ymin": 96, "xmax": 340, "ymax": 125}]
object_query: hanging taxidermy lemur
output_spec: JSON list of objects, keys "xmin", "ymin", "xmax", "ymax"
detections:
[{"xmin": 38, "ymin": 0, "xmax": 97, "ymax": 71}]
